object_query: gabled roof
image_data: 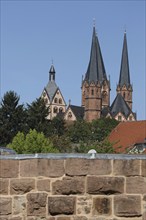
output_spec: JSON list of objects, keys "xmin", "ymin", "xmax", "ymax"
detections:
[
  {"xmin": 118, "ymin": 32, "xmax": 131, "ymax": 88},
  {"xmin": 101, "ymin": 106, "xmax": 111, "ymax": 117},
  {"xmin": 68, "ymin": 105, "xmax": 84, "ymax": 119},
  {"xmin": 110, "ymin": 93, "xmax": 132, "ymax": 118},
  {"xmin": 108, "ymin": 120, "xmax": 146, "ymax": 153},
  {"xmin": 45, "ymin": 81, "xmax": 58, "ymax": 102},
  {"xmin": 84, "ymin": 26, "xmax": 107, "ymax": 84}
]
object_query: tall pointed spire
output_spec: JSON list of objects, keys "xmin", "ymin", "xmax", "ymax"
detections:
[
  {"xmin": 85, "ymin": 26, "xmax": 107, "ymax": 83},
  {"xmin": 119, "ymin": 31, "xmax": 130, "ymax": 87}
]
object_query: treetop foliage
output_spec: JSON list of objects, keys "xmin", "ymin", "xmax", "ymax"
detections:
[{"xmin": 1, "ymin": 90, "xmax": 119, "ymax": 153}]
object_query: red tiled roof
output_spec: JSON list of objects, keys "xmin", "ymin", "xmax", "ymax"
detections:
[{"xmin": 108, "ymin": 120, "xmax": 146, "ymax": 153}]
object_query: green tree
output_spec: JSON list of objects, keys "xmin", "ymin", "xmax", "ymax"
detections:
[
  {"xmin": 27, "ymin": 98, "xmax": 50, "ymax": 135},
  {"xmin": 8, "ymin": 129, "xmax": 58, "ymax": 154},
  {"xmin": 74, "ymin": 140, "xmax": 115, "ymax": 153},
  {"xmin": 51, "ymin": 134, "xmax": 72, "ymax": 153},
  {"xmin": 67, "ymin": 120, "xmax": 91, "ymax": 143},
  {"xmin": 90, "ymin": 118, "xmax": 119, "ymax": 142},
  {"xmin": 49, "ymin": 117, "xmax": 66, "ymax": 137},
  {"xmin": 7, "ymin": 131, "xmax": 26, "ymax": 154},
  {"xmin": 0, "ymin": 91, "xmax": 27, "ymax": 146}
]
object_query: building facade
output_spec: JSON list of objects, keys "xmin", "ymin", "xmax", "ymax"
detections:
[
  {"xmin": 81, "ymin": 26, "xmax": 110, "ymax": 122},
  {"xmin": 42, "ymin": 27, "xmax": 136, "ymax": 122},
  {"xmin": 41, "ymin": 65, "xmax": 66, "ymax": 120},
  {"xmin": 81, "ymin": 27, "xmax": 136, "ymax": 122}
]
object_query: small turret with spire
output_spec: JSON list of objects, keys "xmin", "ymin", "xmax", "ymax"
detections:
[{"xmin": 49, "ymin": 64, "xmax": 55, "ymax": 82}]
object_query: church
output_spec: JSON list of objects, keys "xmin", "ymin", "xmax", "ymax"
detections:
[{"xmin": 41, "ymin": 26, "xmax": 136, "ymax": 122}]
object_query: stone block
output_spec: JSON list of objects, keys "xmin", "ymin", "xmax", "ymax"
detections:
[
  {"xmin": 10, "ymin": 178, "xmax": 35, "ymax": 194},
  {"xmin": 27, "ymin": 193, "xmax": 47, "ymax": 216},
  {"xmin": 9, "ymin": 217, "xmax": 22, "ymax": 220},
  {"xmin": 13, "ymin": 196, "xmax": 26, "ymax": 215},
  {"xmin": 46, "ymin": 218, "xmax": 55, "ymax": 220},
  {"xmin": 0, "ymin": 197, "xmax": 12, "ymax": 215},
  {"xmin": 20, "ymin": 159, "xmax": 38, "ymax": 177},
  {"xmin": 93, "ymin": 197, "xmax": 111, "ymax": 215},
  {"xmin": 65, "ymin": 158, "xmax": 89, "ymax": 176},
  {"xmin": 87, "ymin": 176, "xmax": 124, "ymax": 194},
  {"xmin": 48, "ymin": 196, "xmax": 75, "ymax": 215},
  {"xmin": 0, "ymin": 179, "xmax": 9, "ymax": 194},
  {"xmin": 52, "ymin": 176, "xmax": 85, "ymax": 195},
  {"xmin": 143, "ymin": 212, "xmax": 146, "ymax": 220},
  {"xmin": 72, "ymin": 217, "xmax": 88, "ymax": 220},
  {"xmin": 37, "ymin": 179, "xmax": 50, "ymax": 192},
  {"xmin": 88, "ymin": 159, "xmax": 112, "ymax": 175},
  {"xmin": 142, "ymin": 160, "xmax": 146, "ymax": 177},
  {"xmin": 38, "ymin": 159, "xmax": 65, "ymax": 177},
  {"xmin": 56, "ymin": 217, "xmax": 72, "ymax": 220},
  {"xmin": 0, "ymin": 160, "xmax": 19, "ymax": 178},
  {"xmin": 113, "ymin": 159, "xmax": 140, "ymax": 176},
  {"xmin": 27, "ymin": 218, "xmax": 49, "ymax": 220},
  {"xmin": 65, "ymin": 159, "xmax": 111, "ymax": 176},
  {"xmin": 143, "ymin": 194, "xmax": 146, "ymax": 201},
  {"xmin": 126, "ymin": 176, "xmax": 146, "ymax": 194},
  {"xmin": 0, "ymin": 218, "xmax": 8, "ymax": 220},
  {"xmin": 114, "ymin": 195, "xmax": 141, "ymax": 217},
  {"xmin": 76, "ymin": 196, "xmax": 92, "ymax": 215},
  {"xmin": 20, "ymin": 159, "xmax": 64, "ymax": 177}
]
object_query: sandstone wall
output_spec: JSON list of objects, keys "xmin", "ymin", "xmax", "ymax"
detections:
[{"xmin": 0, "ymin": 155, "xmax": 146, "ymax": 220}]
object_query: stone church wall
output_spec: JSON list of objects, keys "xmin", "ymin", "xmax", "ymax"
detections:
[{"xmin": 0, "ymin": 154, "xmax": 146, "ymax": 219}]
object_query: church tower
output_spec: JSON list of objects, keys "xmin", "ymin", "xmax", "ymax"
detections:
[
  {"xmin": 116, "ymin": 31, "xmax": 133, "ymax": 109},
  {"xmin": 41, "ymin": 64, "xmax": 66, "ymax": 120},
  {"xmin": 81, "ymin": 26, "xmax": 110, "ymax": 122}
]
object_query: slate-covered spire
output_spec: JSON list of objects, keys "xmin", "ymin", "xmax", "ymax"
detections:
[
  {"xmin": 49, "ymin": 64, "xmax": 56, "ymax": 81},
  {"xmin": 119, "ymin": 32, "xmax": 130, "ymax": 87},
  {"xmin": 85, "ymin": 26, "xmax": 107, "ymax": 83}
]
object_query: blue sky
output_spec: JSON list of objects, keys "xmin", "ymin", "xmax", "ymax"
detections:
[{"xmin": 1, "ymin": 0, "xmax": 145, "ymax": 120}]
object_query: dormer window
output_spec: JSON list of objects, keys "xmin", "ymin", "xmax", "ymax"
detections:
[
  {"xmin": 118, "ymin": 115, "xmax": 122, "ymax": 121},
  {"xmin": 68, "ymin": 112, "xmax": 72, "ymax": 118}
]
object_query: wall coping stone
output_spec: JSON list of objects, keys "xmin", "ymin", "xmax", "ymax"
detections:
[{"xmin": 0, "ymin": 153, "xmax": 146, "ymax": 160}]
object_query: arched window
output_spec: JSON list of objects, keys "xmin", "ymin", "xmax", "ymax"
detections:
[
  {"xmin": 53, "ymin": 107, "xmax": 58, "ymax": 113},
  {"xmin": 59, "ymin": 98, "xmax": 62, "ymax": 104},
  {"xmin": 68, "ymin": 112, "xmax": 72, "ymax": 118},
  {"xmin": 59, "ymin": 107, "xmax": 63, "ymax": 113},
  {"xmin": 54, "ymin": 98, "xmax": 58, "ymax": 103},
  {"xmin": 91, "ymin": 89, "xmax": 94, "ymax": 95}
]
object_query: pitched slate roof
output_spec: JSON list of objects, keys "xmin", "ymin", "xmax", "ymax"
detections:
[
  {"xmin": 110, "ymin": 93, "xmax": 132, "ymax": 118},
  {"xmin": 108, "ymin": 120, "xmax": 146, "ymax": 152},
  {"xmin": 45, "ymin": 81, "xmax": 58, "ymax": 102},
  {"xmin": 45, "ymin": 64, "xmax": 58, "ymax": 102},
  {"xmin": 119, "ymin": 32, "xmax": 131, "ymax": 87},
  {"xmin": 69, "ymin": 105, "xmax": 84, "ymax": 119},
  {"xmin": 85, "ymin": 27, "xmax": 107, "ymax": 83}
]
